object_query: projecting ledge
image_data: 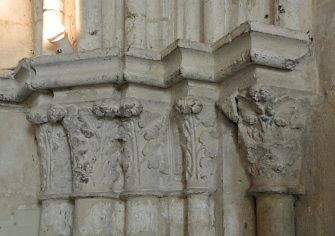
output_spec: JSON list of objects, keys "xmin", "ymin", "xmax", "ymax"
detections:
[
  {"xmin": 0, "ymin": 59, "xmax": 33, "ymax": 103},
  {"xmin": 0, "ymin": 21, "xmax": 311, "ymax": 102},
  {"xmin": 179, "ymin": 21, "xmax": 311, "ymax": 81}
]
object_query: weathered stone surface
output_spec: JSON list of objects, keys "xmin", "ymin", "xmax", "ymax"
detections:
[
  {"xmin": 40, "ymin": 200, "xmax": 73, "ymax": 236},
  {"xmin": 73, "ymin": 198, "xmax": 124, "ymax": 236},
  {"xmin": 220, "ymin": 115, "xmax": 256, "ymax": 236},
  {"xmin": 0, "ymin": 1, "xmax": 33, "ymax": 70},
  {"xmin": 126, "ymin": 197, "xmax": 162, "ymax": 236},
  {"xmin": 174, "ymin": 94, "xmax": 219, "ymax": 191},
  {"xmin": 0, "ymin": 0, "xmax": 330, "ymax": 235},
  {"xmin": 216, "ymin": 62, "xmax": 314, "ymax": 235},
  {"xmin": 187, "ymin": 195, "xmax": 216, "ymax": 236},
  {"xmin": 232, "ymin": 86, "xmax": 308, "ymax": 193},
  {"xmin": 257, "ymin": 195, "xmax": 295, "ymax": 236},
  {"xmin": 0, "ymin": 108, "xmax": 40, "ymax": 236},
  {"xmin": 295, "ymin": 1, "xmax": 335, "ymax": 236}
]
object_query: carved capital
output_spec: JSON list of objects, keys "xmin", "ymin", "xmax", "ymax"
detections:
[
  {"xmin": 119, "ymin": 102, "xmax": 174, "ymax": 193},
  {"xmin": 174, "ymin": 97, "xmax": 218, "ymax": 191},
  {"xmin": 27, "ymin": 106, "xmax": 72, "ymax": 196},
  {"xmin": 219, "ymin": 86, "xmax": 309, "ymax": 194},
  {"xmin": 43, "ymin": 103, "xmax": 125, "ymax": 195}
]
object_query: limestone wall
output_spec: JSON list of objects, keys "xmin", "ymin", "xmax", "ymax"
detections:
[
  {"xmin": 0, "ymin": 106, "xmax": 40, "ymax": 236},
  {"xmin": 0, "ymin": 6, "xmax": 38, "ymax": 233},
  {"xmin": 0, "ymin": 1, "xmax": 34, "ymax": 72},
  {"xmin": 296, "ymin": 1, "xmax": 335, "ymax": 235}
]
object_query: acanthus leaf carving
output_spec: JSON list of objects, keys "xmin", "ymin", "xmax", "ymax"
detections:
[
  {"xmin": 27, "ymin": 108, "xmax": 72, "ymax": 195},
  {"xmin": 120, "ymin": 107, "xmax": 163, "ymax": 191},
  {"xmin": 46, "ymin": 102, "xmax": 125, "ymax": 194},
  {"xmin": 174, "ymin": 97, "xmax": 218, "ymax": 190},
  {"xmin": 30, "ymin": 96, "xmax": 217, "ymax": 196},
  {"xmin": 118, "ymin": 99, "xmax": 185, "ymax": 193}
]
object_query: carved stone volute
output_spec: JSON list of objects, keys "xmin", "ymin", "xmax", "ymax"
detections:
[
  {"xmin": 174, "ymin": 97, "xmax": 203, "ymax": 115},
  {"xmin": 47, "ymin": 104, "xmax": 67, "ymax": 123},
  {"xmin": 119, "ymin": 99, "xmax": 143, "ymax": 118},
  {"xmin": 26, "ymin": 108, "xmax": 49, "ymax": 125},
  {"xmin": 219, "ymin": 86, "xmax": 309, "ymax": 194},
  {"xmin": 92, "ymin": 100, "xmax": 120, "ymax": 118},
  {"xmin": 92, "ymin": 99, "xmax": 143, "ymax": 119}
]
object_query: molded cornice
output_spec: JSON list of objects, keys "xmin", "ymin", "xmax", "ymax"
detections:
[
  {"xmin": 0, "ymin": 59, "xmax": 34, "ymax": 102},
  {"xmin": 0, "ymin": 21, "xmax": 311, "ymax": 103}
]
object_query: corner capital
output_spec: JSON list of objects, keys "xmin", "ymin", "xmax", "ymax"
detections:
[{"xmin": 218, "ymin": 85, "xmax": 310, "ymax": 194}]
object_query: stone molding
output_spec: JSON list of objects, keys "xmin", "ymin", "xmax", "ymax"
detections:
[
  {"xmin": 0, "ymin": 59, "xmax": 34, "ymax": 102},
  {"xmin": 1, "ymin": 21, "xmax": 310, "ymax": 103}
]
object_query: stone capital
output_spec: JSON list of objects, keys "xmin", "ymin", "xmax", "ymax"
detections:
[
  {"xmin": 218, "ymin": 85, "xmax": 310, "ymax": 195},
  {"xmin": 27, "ymin": 104, "xmax": 72, "ymax": 197},
  {"xmin": 173, "ymin": 95, "xmax": 218, "ymax": 191}
]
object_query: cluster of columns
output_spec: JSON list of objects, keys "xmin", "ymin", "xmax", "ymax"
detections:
[
  {"xmin": 26, "ymin": 73, "xmax": 311, "ymax": 236},
  {"xmin": 24, "ymin": 1, "xmax": 314, "ymax": 235},
  {"xmin": 27, "ymin": 82, "xmax": 223, "ymax": 236}
]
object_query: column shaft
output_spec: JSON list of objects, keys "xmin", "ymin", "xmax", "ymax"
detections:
[
  {"xmin": 256, "ymin": 194, "xmax": 295, "ymax": 236},
  {"xmin": 76, "ymin": 0, "xmax": 103, "ymax": 51},
  {"xmin": 39, "ymin": 199, "xmax": 73, "ymax": 236},
  {"xmin": 183, "ymin": 0, "xmax": 202, "ymax": 42},
  {"xmin": 187, "ymin": 194, "xmax": 215, "ymax": 236},
  {"xmin": 275, "ymin": 0, "xmax": 300, "ymax": 30},
  {"xmin": 73, "ymin": 198, "xmax": 125, "ymax": 236},
  {"xmin": 126, "ymin": 197, "xmax": 163, "ymax": 236}
]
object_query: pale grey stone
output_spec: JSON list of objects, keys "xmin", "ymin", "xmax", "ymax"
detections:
[{"xmin": 0, "ymin": 0, "xmax": 330, "ymax": 235}]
